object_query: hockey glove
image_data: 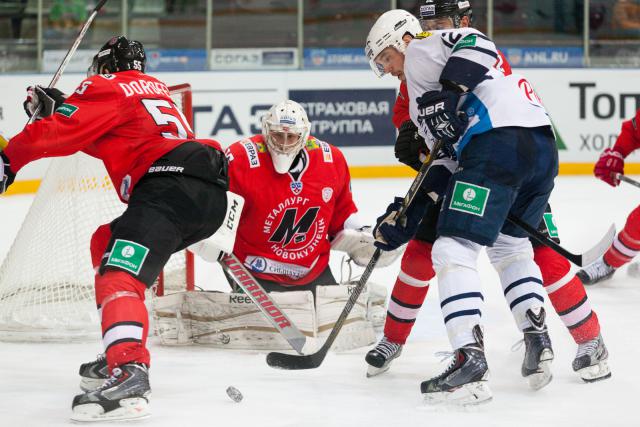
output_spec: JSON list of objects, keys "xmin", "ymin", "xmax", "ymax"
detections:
[
  {"xmin": 23, "ymin": 86, "xmax": 67, "ymax": 120},
  {"xmin": 594, "ymin": 148, "xmax": 624, "ymax": 187},
  {"xmin": 395, "ymin": 120, "xmax": 428, "ymax": 172},
  {"xmin": 1, "ymin": 151, "xmax": 16, "ymax": 195},
  {"xmin": 373, "ymin": 193, "xmax": 429, "ymax": 251},
  {"xmin": 416, "ymin": 90, "xmax": 468, "ymax": 156}
]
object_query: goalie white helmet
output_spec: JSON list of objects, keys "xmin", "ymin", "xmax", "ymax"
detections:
[
  {"xmin": 365, "ymin": 9, "xmax": 422, "ymax": 78},
  {"xmin": 262, "ymin": 100, "xmax": 311, "ymax": 174}
]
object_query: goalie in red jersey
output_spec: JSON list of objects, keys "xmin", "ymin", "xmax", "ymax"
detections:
[
  {"xmin": 0, "ymin": 36, "xmax": 239, "ymax": 421},
  {"xmin": 364, "ymin": 0, "xmax": 610, "ymax": 385},
  {"xmin": 577, "ymin": 109, "xmax": 640, "ymax": 284}
]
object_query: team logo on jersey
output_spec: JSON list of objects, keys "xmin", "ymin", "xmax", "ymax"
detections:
[
  {"xmin": 290, "ymin": 181, "xmax": 303, "ymax": 195},
  {"xmin": 55, "ymin": 103, "xmax": 79, "ymax": 118},
  {"xmin": 543, "ymin": 213, "xmax": 559, "ymax": 238},
  {"xmin": 288, "ymin": 150, "xmax": 308, "ymax": 195},
  {"xmin": 269, "ymin": 207, "xmax": 321, "ymax": 247},
  {"xmin": 106, "ymin": 239, "xmax": 149, "ymax": 275},
  {"xmin": 243, "ymin": 142, "xmax": 260, "ymax": 168},
  {"xmin": 319, "ymin": 141, "xmax": 333, "ymax": 163},
  {"xmin": 322, "ymin": 187, "xmax": 333, "ymax": 203},
  {"xmin": 449, "ymin": 181, "xmax": 490, "ymax": 217},
  {"xmin": 256, "ymin": 142, "xmax": 267, "ymax": 153},
  {"xmin": 305, "ymin": 137, "xmax": 320, "ymax": 151}
]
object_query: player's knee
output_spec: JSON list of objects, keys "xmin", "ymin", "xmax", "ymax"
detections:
[
  {"xmin": 432, "ymin": 236, "xmax": 481, "ymax": 273},
  {"xmin": 90, "ymin": 224, "xmax": 112, "ymax": 269},
  {"xmin": 486, "ymin": 233, "xmax": 533, "ymax": 271},
  {"xmin": 624, "ymin": 205, "xmax": 640, "ymax": 241},
  {"xmin": 401, "ymin": 239, "xmax": 435, "ymax": 278},
  {"xmin": 95, "ymin": 270, "xmax": 147, "ymax": 307},
  {"xmin": 533, "ymin": 245, "xmax": 570, "ymax": 285}
]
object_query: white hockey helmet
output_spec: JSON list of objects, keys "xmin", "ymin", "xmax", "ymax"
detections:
[
  {"xmin": 262, "ymin": 100, "xmax": 311, "ymax": 174},
  {"xmin": 365, "ymin": 9, "xmax": 422, "ymax": 78}
]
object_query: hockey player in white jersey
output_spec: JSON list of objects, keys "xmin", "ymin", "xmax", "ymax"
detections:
[{"xmin": 366, "ymin": 10, "xmax": 558, "ymax": 404}]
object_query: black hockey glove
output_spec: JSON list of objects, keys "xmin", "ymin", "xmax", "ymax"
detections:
[
  {"xmin": 394, "ymin": 120, "xmax": 427, "ymax": 172},
  {"xmin": 373, "ymin": 192, "xmax": 430, "ymax": 251},
  {"xmin": 23, "ymin": 86, "xmax": 67, "ymax": 120},
  {"xmin": 416, "ymin": 89, "xmax": 468, "ymax": 155},
  {"xmin": 0, "ymin": 151, "xmax": 16, "ymax": 195}
]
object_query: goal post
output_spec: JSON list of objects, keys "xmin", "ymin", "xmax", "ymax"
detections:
[{"xmin": 0, "ymin": 84, "xmax": 196, "ymax": 342}]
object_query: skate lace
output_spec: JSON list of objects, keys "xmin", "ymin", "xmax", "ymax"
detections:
[
  {"xmin": 97, "ymin": 367, "xmax": 123, "ymax": 391},
  {"xmin": 576, "ymin": 337, "xmax": 600, "ymax": 358},
  {"xmin": 434, "ymin": 351, "xmax": 459, "ymax": 376},
  {"xmin": 583, "ymin": 259, "xmax": 613, "ymax": 279},
  {"xmin": 95, "ymin": 353, "xmax": 106, "ymax": 363},
  {"xmin": 376, "ymin": 337, "xmax": 401, "ymax": 358}
]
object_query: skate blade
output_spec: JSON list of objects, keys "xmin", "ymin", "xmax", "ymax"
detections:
[
  {"xmin": 71, "ymin": 398, "xmax": 150, "ymax": 422},
  {"xmin": 366, "ymin": 364, "xmax": 391, "ymax": 378},
  {"xmin": 578, "ymin": 360, "xmax": 611, "ymax": 383},
  {"xmin": 79, "ymin": 377, "xmax": 107, "ymax": 393},
  {"xmin": 527, "ymin": 351, "xmax": 554, "ymax": 391},
  {"xmin": 423, "ymin": 381, "xmax": 493, "ymax": 406}
]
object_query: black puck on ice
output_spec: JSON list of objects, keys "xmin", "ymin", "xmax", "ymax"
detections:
[{"xmin": 226, "ymin": 386, "xmax": 243, "ymax": 402}]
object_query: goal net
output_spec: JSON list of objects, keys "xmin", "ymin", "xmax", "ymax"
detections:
[{"xmin": 0, "ymin": 84, "xmax": 195, "ymax": 342}]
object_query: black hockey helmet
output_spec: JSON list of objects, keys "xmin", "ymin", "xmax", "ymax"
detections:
[
  {"xmin": 419, "ymin": 0, "xmax": 473, "ymax": 29},
  {"xmin": 88, "ymin": 36, "xmax": 146, "ymax": 76}
]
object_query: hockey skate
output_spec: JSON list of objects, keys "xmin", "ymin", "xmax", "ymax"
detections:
[
  {"xmin": 521, "ymin": 307, "xmax": 554, "ymax": 390},
  {"xmin": 420, "ymin": 326, "xmax": 492, "ymax": 406},
  {"xmin": 573, "ymin": 334, "xmax": 611, "ymax": 383},
  {"xmin": 71, "ymin": 362, "xmax": 151, "ymax": 422},
  {"xmin": 78, "ymin": 353, "xmax": 109, "ymax": 392},
  {"xmin": 365, "ymin": 336, "xmax": 403, "ymax": 377},
  {"xmin": 576, "ymin": 258, "xmax": 616, "ymax": 285}
]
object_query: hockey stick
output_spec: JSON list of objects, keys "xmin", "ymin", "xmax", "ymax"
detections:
[
  {"xmin": 219, "ymin": 254, "xmax": 307, "ymax": 354},
  {"xmin": 506, "ymin": 214, "xmax": 615, "ymax": 267},
  {"xmin": 27, "ymin": 0, "xmax": 110, "ymax": 125},
  {"xmin": 616, "ymin": 173, "xmax": 640, "ymax": 189},
  {"xmin": 266, "ymin": 139, "xmax": 446, "ymax": 370}
]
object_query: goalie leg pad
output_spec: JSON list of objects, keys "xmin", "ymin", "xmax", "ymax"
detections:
[
  {"xmin": 534, "ymin": 245, "xmax": 600, "ymax": 343},
  {"xmin": 384, "ymin": 239, "xmax": 434, "ymax": 344},
  {"xmin": 96, "ymin": 271, "xmax": 149, "ymax": 371}
]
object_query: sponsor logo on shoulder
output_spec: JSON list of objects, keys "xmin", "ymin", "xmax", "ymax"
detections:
[
  {"xmin": 319, "ymin": 141, "xmax": 333, "ymax": 163},
  {"xmin": 305, "ymin": 137, "xmax": 320, "ymax": 151},
  {"xmin": 55, "ymin": 103, "xmax": 79, "ymax": 118},
  {"xmin": 452, "ymin": 34, "xmax": 477, "ymax": 52},
  {"xmin": 243, "ymin": 141, "xmax": 260, "ymax": 168},
  {"xmin": 448, "ymin": 181, "xmax": 490, "ymax": 217}
]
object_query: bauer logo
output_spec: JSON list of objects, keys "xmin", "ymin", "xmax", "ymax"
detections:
[
  {"xmin": 543, "ymin": 213, "xmax": 559, "ymax": 238},
  {"xmin": 106, "ymin": 239, "xmax": 149, "ymax": 275},
  {"xmin": 55, "ymin": 103, "xmax": 79, "ymax": 118},
  {"xmin": 449, "ymin": 181, "xmax": 490, "ymax": 217}
]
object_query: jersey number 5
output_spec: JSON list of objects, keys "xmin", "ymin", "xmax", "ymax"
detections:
[{"xmin": 142, "ymin": 99, "xmax": 193, "ymax": 139}]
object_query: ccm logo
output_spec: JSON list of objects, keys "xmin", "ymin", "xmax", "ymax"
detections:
[
  {"xmin": 226, "ymin": 199, "xmax": 239, "ymax": 230},
  {"xmin": 423, "ymin": 101, "xmax": 445, "ymax": 116}
]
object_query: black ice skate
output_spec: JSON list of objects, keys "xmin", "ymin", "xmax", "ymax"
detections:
[
  {"xmin": 71, "ymin": 362, "xmax": 151, "ymax": 422},
  {"xmin": 521, "ymin": 307, "xmax": 554, "ymax": 390},
  {"xmin": 79, "ymin": 353, "xmax": 109, "ymax": 392},
  {"xmin": 365, "ymin": 336, "xmax": 403, "ymax": 377},
  {"xmin": 576, "ymin": 258, "xmax": 616, "ymax": 285},
  {"xmin": 420, "ymin": 325, "xmax": 492, "ymax": 405},
  {"xmin": 573, "ymin": 334, "xmax": 611, "ymax": 383}
]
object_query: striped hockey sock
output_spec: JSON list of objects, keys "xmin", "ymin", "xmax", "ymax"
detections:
[
  {"xmin": 604, "ymin": 205, "xmax": 640, "ymax": 268},
  {"xmin": 383, "ymin": 239, "xmax": 434, "ymax": 344},
  {"xmin": 535, "ymin": 246, "xmax": 600, "ymax": 344}
]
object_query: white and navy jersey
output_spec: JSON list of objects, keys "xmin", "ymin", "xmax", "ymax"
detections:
[{"xmin": 404, "ymin": 28, "xmax": 552, "ymax": 156}]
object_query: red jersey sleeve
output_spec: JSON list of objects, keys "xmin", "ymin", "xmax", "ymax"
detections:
[
  {"xmin": 5, "ymin": 76, "xmax": 122, "ymax": 172},
  {"xmin": 613, "ymin": 109, "xmax": 640, "ymax": 158},
  {"xmin": 392, "ymin": 82, "xmax": 410, "ymax": 129},
  {"xmin": 328, "ymin": 146, "xmax": 358, "ymax": 237}
]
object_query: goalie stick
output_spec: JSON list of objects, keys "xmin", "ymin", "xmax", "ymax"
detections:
[
  {"xmin": 266, "ymin": 139, "xmax": 447, "ymax": 370},
  {"xmin": 27, "ymin": 0, "xmax": 110, "ymax": 125},
  {"xmin": 617, "ymin": 173, "xmax": 640, "ymax": 189},
  {"xmin": 219, "ymin": 254, "xmax": 307, "ymax": 354}
]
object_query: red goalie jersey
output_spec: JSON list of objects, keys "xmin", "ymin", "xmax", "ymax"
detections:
[
  {"xmin": 5, "ymin": 70, "xmax": 221, "ymax": 202},
  {"xmin": 226, "ymin": 134, "xmax": 357, "ymax": 286}
]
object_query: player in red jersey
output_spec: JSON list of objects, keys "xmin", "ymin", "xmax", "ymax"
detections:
[
  {"xmin": 0, "ymin": 36, "xmax": 235, "ymax": 421},
  {"xmin": 577, "ymin": 108, "xmax": 640, "ymax": 284},
  {"xmin": 221, "ymin": 100, "xmax": 400, "ymax": 292},
  {"xmin": 364, "ymin": 0, "xmax": 609, "ymax": 384}
]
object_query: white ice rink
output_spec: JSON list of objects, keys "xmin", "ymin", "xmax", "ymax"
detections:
[{"xmin": 1, "ymin": 176, "xmax": 639, "ymax": 427}]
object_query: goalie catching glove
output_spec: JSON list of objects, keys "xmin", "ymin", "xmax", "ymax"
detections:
[
  {"xmin": 23, "ymin": 86, "xmax": 67, "ymax": 120},
  {"xmin": 331, "ymin": 226, "xmax": 404, "ymax": 268}
]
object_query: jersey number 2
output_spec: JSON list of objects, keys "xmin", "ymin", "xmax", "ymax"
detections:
[{"xmin": 142, "ymin": 99, "xmax": 193, "ymax": 139}]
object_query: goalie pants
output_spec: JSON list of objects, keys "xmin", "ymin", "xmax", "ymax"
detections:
[
  {"xmin": 383, "ymin": 128, "xmax": 600, "ymax": 344},
  {"xmin": 91, "ymin": 143, "xmax": 229, "ymax": 371}
]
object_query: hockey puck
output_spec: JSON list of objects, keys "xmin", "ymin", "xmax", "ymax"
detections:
[{"xmin": 226, "ymin": 386, "xmax": 243, "ymax": 403}]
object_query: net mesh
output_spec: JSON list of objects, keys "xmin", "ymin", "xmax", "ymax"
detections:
[{"xmin": 0, "ymin": 85, "xmax": 193, "ymax": 342}]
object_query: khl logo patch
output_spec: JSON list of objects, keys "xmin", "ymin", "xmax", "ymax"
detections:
[
  {"xmin": 449, "ymin": 181, "xmax": 490, "ymax": 217},
  {"xmin": 106, "ymin": 239, "xmax": 150, "ymax": 275}
]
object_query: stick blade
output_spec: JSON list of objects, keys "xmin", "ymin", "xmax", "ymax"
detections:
[
  {"xmin": 581, "ymin": 224, "xmax": 616, "ymax": 266},
  {"xmin": 266, "ymin": 351, "xmax": 324, "ymax": 370}
]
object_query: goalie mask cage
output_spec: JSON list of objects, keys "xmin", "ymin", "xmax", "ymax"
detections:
[{"xmin": 0, "ymin": 84, "xmax": 195, "ymax": 342}]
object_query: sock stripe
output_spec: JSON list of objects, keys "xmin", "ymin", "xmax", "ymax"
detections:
[
  {"xmin": 105, "ymin": 337, "xmax": 143, "ymax": 352},
  {"xmin": 567, "ymin": 311, "xmax": 594, "ymax": 330},
  {"xmin": 557, "ymin": 295, "xmax": 589, "ymax": 316},
  {"xmin": 444, "ymin": 309, "xmax": 482, "ymax": 323},
  {"xmin": 544, "ymin": 271, "xmax": 574, "ymax": 294},
  {"xmin": 397, "ymin": 269, "xmax": 430, "ymax": 287},
  {"xmin": 390, "ymin": 295, "xmax": 423, "ymax": 310},
  {"xmin": 387, "ymin": 311, "xmax": 417, "ymax": 324},
  {"xmin": 509, "ymin": 293, "xmax": 544, "ymax": 310},
  {"xmin": 440, "ymin": 292, "xmax": 484, "ymax": 308},
  {"xmin": 103, "ymin": 321, "xmax": 144, "ymax": 335},
  {"xmin": 504, "ymin": 276, "xmax": 543, "ymax": 295}
]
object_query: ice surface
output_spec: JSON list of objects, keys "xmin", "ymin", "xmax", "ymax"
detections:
[{"xmin": 1, "ymin": 177, "xmax": 638, "ymax": 426}]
